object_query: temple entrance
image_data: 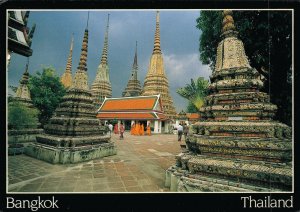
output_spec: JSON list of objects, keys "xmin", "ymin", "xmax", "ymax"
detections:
[
  {"xmin": 161, "ymin": 121, "xmax": 165, "ymax": 133},
  {"xmin": 124, "ymin": 120, "xmax": 131, "ymax": 130}
]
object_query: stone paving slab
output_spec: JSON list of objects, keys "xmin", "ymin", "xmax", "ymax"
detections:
[{"xmin": 8, "ymin": 133, "xmax": 184, "ymax": 193}]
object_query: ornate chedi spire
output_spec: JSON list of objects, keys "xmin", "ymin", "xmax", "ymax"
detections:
[
  {"xmin": 142, "ymin": 11, "xmax": 176, "ymax": 119},
  {"xmin": 15, "ymin": 59, "xmax": 31, "ymax": 101},
  {"xmin": 72, "ymin": 19, "xmax": 89, "ymax": 90},
  {"xmin": 122, "ymin": 41, "xmax": 142, "ymax": 97},
  {"xmin": 214, "ymin": 10, "xmax": 251, "ymax": 73},
  {"xmin": 91, "ymin": 14, "xmax": 112, "ymax": 107},
  {"xmin": 29, "ymin": 13, "xmax": 116, "ymax": 164},
  {"xmin": 60, "ymin": 34, "xmax": 74, "ymax": 88},
  {"xmin": 166, "ymin": 10, "xmax": 292, "ymax": 192}
]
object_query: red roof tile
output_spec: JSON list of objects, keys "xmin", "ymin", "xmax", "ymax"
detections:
[
  {"xmin": 100, "ymin": 96, "xmax": 158, "ymax": 111},
  {"xmin": 187, "ymin": 113, "xmax": 200, "ymax": 119},
  {"xmin": 97, "ymin": 112, "xmax": 157, "ymax": 120}
]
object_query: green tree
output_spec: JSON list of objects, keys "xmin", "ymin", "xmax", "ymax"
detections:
[
  {"xmin": 28, "ymin": 67, "xmax": 66, "ymax": 126},
  {"xmin": 177, "ymin": 77, "xmax": 209, "ymax": 111},
  {"xmin": 196, "ymin": 11, "xmax": 292, "ymax": 126},
  {"xmin": 186, "ymin": 101, "xmax": 198, "ymax": 113},
  {"xmin": 8, "ymin": 101, "xmax": 39, "ymax": 130}
]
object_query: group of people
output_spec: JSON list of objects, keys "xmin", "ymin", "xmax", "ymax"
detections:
[
  {"xmin": 130, "ymin": 123, "xmax": 151, "ymax": 136},
  {"xmin": 177, "ymin": 122, "xmax": 189, "ymax": 142},
  {"xmin": 107, "ymin": 122, "xmax": 151, "ymax": 140}
]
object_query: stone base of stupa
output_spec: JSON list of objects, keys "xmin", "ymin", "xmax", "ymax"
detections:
[
  {"xmin": 8, "ymin": 128, "xmax": 44, "ymax": 155},
  {"xmin": 165, "ymin": 151, "xmax": 292, "ymax": 192},
  {"xmin": 25, "ymin": 135, "xmax": 116, "ymax": 164}
]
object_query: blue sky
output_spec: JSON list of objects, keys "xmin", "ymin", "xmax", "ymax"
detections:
[{"xmin": 8, "ymin": 10, "xmax": 211, "ymax": 112}]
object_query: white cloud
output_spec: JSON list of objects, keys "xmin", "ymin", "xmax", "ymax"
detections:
[{"xmin": 164, "ymin": 53, "xmax": 211, "ymax": 89}]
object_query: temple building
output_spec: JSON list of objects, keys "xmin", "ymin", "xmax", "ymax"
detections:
[
  {"xmin": 97, "ymin": 95, "xmax": 170, "ymax": 133},
  {"xmin": 26, "ymin": 15, "xmax": 116, "ymax": 164},
  {"xmin": 7, "ymin": 11, "xmax": 35, "ymax": 64},
  {"xmin": 91, "ymin": 14, "xmax": 112, "ymax": 107},
  {"xmin": 142, "ymin": 11, "xmax": 177, "ymax": 120},
  {"xmin": 122, "ymin": 42, "xmax": 142, "ymax": 97},
  {"xmin": 166, "ymin": 10, "xmax": 292, "ymax": 192},
  {"xmin": 60, "ymin": 34, "xmax": 74, "ymax": 88}
]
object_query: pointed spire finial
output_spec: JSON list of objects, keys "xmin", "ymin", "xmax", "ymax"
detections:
[
  {"xmin": 25, "ymin": 57, "xmax": 29, "ymax": 74},
  {"xmin": 153, "ymin": 11, "xmax": 161, "ymax": 54},
  {"xmin": 221, "ymin": 10, "xmax": 237, "ymax": 36},
  {"xmin": 86, "ymin": 11, "xmax": 90, "ymax": 29},
  {"xmin": 76, "ymin": 26, "xmax": 88, "ymax": 72},
  {"xmin": 133, "ymin": 41, "xmax": 138, "ymax": 71},
  {"xmin": 100, "ymin": 13, "xmax": 110, "ymax": 65}
]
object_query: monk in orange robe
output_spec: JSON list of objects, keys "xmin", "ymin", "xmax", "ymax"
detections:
[
  {"xmin": 135, "ymin": 123, "xmax": 140, "ymax": 136},
  {"xmin": 141, "ymin": 124, "xmax": 145, "ymax": 136},
  {"xmin": 139, "ymin": 123, "xmax": 143, "ymax": 136},
  {"xmin": 114, "ymin": 124, "xmax": 118, "ymax": 134},
  {"xmin": 131, "ymin": 123, "xmax": 135, "ymax": 135},
  {"xmin": 147, "ymin": 123, "xmax": 151, "ymax": 136}
]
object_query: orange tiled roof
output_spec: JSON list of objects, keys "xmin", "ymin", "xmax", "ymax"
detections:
[
  {"xmin": 187, "ymin": 113, "xmax": 200, "ymax": 119},
  {"xmin": 157, "ymin": 113, "xmax": 168, "ymax": 120},
  {"xmin": 100, "ymin": 96, "xmax": 158, "ymax": 111},
  {"xmin": 97, "ymin": 112, "xmax": 157, "ymax": 120}
]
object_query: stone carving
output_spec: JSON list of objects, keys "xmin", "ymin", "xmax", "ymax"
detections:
[
  {"xmin": 26, "ymin": 24, "xmax": 116, "ymax": 164},
  {"xmin": 166, "ymin": 10, "xmax": 292, "ymax": 192}
]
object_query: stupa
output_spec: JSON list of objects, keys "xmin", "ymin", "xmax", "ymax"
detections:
[
  {"xmin": 166, "ymin": 10, "xmax": 292, "ymax": 192},
  {"xmin": 14, "ymin": 60, "xmax": 33, "ymax": 107},
  {"xmin": 60, "ymin": 34, "xmax": 73, "ymax": 88},
  {"xmin": 26, "ymin": 16, "xmax": 116, "ymax": 164},
  {"xmin": 122, "ymin": 41, "xmax": 142, "ymax": 97},
  {"xmin": 8, "ymin": 60, "xmax": 42, "ymax": 155},
  {"xmin": 142, "ymin": 11, "xmax": 177, "ymax": 120},
  {"xmin": 91, "ymin": 14, "xmax": 112, "ymax": 107}
]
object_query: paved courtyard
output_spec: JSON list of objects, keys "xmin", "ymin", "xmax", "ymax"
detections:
[{"xmin": 8, "ymin": 133, "xmax": 184, "ymax": 193}]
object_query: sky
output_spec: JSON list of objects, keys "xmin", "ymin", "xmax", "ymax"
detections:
[{"xmin": 7, "ymin": 10, "xmax": 211, "ymax": 112}]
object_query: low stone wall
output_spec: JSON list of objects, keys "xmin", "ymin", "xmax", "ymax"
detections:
[
  {"xmin": 8, "ymin": 129, "xmax": 44, "ymax": 144},
  {"xmin": 25, "ymin": 142, "xmax": 117, "ymax": 164},
  {"xmin": 8, "ymin": 129, "xmax": 43, "ymax": 155}
]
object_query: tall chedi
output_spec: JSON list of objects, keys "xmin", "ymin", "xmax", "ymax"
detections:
[
  {"xmin": 60, "ymin": 34, "xmax": 74, "ymax": 88},
  {"xmin": 122, "ymin": 41, "xmax": 142, "ymax": 97},
  {"xmin": 91, "ymin": 14, "xmax": 112, "ymax": 107},
  {"xmin": 142, "ymin": 11, "xmax": 176, "ymax": 119},
  {"xmin": 166, "ymin": 10, "xmax": 292, "ymax": 192},
  {"xmin": 27, "ymin": 13, "xmax": 116, "ymax": 164}
]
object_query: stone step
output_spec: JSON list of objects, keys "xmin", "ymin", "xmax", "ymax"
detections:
[{"xmin": 187, "ymin": 155, "xmax": 292, "ymax": 190}]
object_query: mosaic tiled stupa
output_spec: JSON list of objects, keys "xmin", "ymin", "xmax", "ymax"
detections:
[
  {"xmin": 91, "ymin": 14, "xmax": 112, "ymax": 107},
  {"xmin": 60, "ymin": 34, "xmax": 73, "ymax": 88},
  {"xmin": 142, "ymin": 11, "xmax": 177, "ymax": 120},
  {"xmin": 122, "ymin": 42, "xmax": 142, "ymax": 97},
  {"xmin": 166, "ymin": 10, "xmax": 292, "ymax": 192},
  {"xmin": 26, "ymin": 18, "xmax": 116, "ymax": 164}
]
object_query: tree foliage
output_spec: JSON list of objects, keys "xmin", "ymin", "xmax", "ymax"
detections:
[
  {"xmin": 8, "ymin": 102, "xmax": 39, "ymax": 130},
  {"xmin": 196, "ymin": 11, "xmax": 292, "ymax": 126},
  {"xmin": 186, "ymin": 101, "xmax": 199, "ymax": 113},
  {"xmin": 28, "ymin": 67, "xmax": 66, "ymax": 126},
  {"xmin": 177, "ymin": 77, "xmax": 209, "ymax": 111}
]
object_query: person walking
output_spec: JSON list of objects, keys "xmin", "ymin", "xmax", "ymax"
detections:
[
  {"xmin": 183, "ymin": 123, "xmax": 189, "ymax": 140},
  {"xmin": 108, "ymin": 122, "xmax": 113, "ymax": 137},
  {"xmin": 146, "ymin": 123, "xmax": 151, "ymax": 136},
  {"xmin": 119, "ymin": 123, "xmax": 125, "ymax": 140},
  {"xmin": 177, "ymin": 123, "xmax": 183, "ymax": 142}
]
